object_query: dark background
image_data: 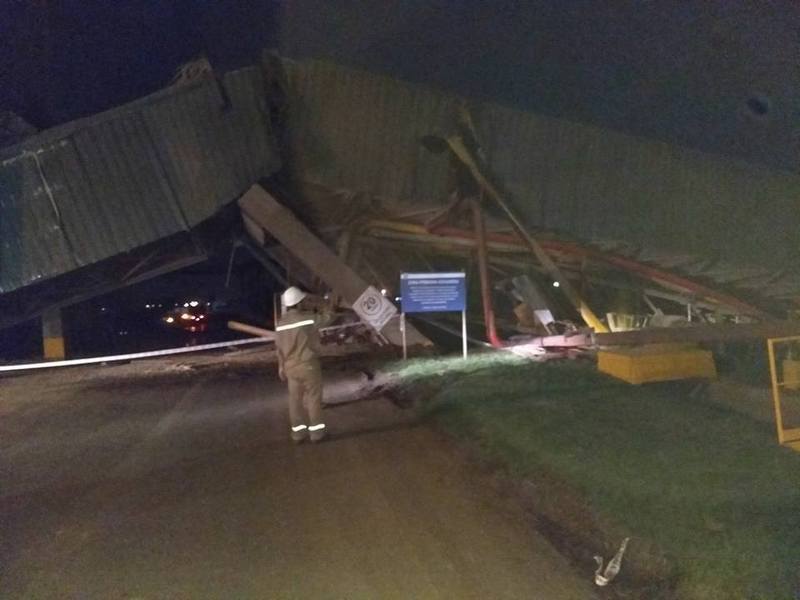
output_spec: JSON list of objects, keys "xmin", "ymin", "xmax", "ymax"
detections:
[{"xmin": 3, "ymin": 1, "xmax": 796, "ymax": 170}]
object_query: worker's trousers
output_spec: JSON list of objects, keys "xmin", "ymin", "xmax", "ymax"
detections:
[{"xmin": 286, "ymin": 361, "xmax": 325, "ymax": 442}]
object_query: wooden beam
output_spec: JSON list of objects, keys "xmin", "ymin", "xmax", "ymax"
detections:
[{"xmin": 238, "ymin": 185, "xmax": 429, "ymax": 347}]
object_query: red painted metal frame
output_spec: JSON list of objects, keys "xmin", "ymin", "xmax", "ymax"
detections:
[
  {"xmin": 420, "ymin": 224, "xmax": 767, "ymax": 318},
  {"xmin": 471, "ymin": 198, "xmax": 503, "ymax": 347}
]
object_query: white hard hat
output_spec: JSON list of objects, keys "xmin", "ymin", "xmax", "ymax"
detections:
[{"xmin": 282, "ymin": 286, "xmax": 307, "ymax": 307}]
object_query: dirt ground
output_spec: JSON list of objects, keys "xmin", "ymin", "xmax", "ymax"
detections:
[{"xmin": 0, "ymin": 352, "xmax": 596, "ymax": 599}]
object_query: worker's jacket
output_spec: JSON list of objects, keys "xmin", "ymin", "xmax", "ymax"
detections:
[{"xmin": 275, "ymin": 310, "xmax": 323, "ymax": 372}]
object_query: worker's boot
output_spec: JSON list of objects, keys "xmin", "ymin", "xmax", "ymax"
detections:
[
  {"xmin": 291, "ymin": 424, "xmax": 308, "ymax": 444},
  {"xmin": 309, "ymin": 423, "xmax": 327, "ymax": 443}
]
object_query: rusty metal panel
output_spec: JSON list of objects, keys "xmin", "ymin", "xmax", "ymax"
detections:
[{"xmin": 0, "ymin": 67, "xmax": 280, "ymax": 293}]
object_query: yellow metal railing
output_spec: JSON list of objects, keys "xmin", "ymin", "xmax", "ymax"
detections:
[{"xmin": 767, "ymin": 336, "xmax": 800, "ymax": 450}]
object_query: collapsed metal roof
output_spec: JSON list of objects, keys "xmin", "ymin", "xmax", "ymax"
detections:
[
  {"xmin": 279, "ymin": 57, "xmax": 800, "ymax": 307},
  {"xmin": 0, "ymin": 66, "xmax": 280, "ymax": 293},
  {"xmin": 1, "ymin": 53, "xmax": 798, "ymax": 334}
]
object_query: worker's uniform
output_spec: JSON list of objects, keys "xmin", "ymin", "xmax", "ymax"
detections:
[{"xmin": 275, "ymin": 309, "xmax": 326, "ymax": 442}]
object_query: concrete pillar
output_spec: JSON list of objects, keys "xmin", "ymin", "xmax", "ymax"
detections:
[{"xmin": 42, "ymin": 307, "xmax": 65, "ymax": 360}]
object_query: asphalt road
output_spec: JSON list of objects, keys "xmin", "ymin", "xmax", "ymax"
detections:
[{"xmin": 0, "ymin": 354, "xmax": 594, "ymax": 599}]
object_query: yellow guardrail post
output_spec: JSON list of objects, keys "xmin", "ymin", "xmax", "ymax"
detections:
[{"xmin": 766, "ymin": 336, "xmax": 800, "ymax": 450}]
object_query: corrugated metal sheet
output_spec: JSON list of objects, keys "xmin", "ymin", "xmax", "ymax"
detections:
[
  {"xmin": 282, "ymin": 58, "xmax": 800, "ymax": 284},
  {"xmin": 0, "ymin": 67, "xmax": 280, "ymax": 293},
  {"xmin": 283, "ymin": 59, "xmax": 454, "ymax": 205}
]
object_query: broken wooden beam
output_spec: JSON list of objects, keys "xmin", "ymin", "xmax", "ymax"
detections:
[{"xmin": 238, "ymin": 185, "xmax": 429, "ymax": 348}]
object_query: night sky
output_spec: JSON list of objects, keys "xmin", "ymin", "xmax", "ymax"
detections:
[
  {"xmin": 1, "ymin": 1, "xmax": 280, "ymax": 128},
  {"xmin": 3, "ymin": 1, "xmax": 796, "ymax": 171}
]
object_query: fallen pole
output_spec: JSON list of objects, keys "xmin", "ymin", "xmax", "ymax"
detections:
[{"xmin": 594, "ymin": 321, "xmax": 800, "ymax": 346}]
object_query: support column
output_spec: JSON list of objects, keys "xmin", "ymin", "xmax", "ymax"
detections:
[
  {"xmin": 470, "ymin": 196, "xmax": 502, "ymax": 347},
  {"xmin": 42, "ymin": 307, "xmax": 65, "ymax": 360}
]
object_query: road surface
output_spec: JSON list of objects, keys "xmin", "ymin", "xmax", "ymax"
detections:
[{"xmin": 0, "ymin": 352, "xmax": 594, "ymax": 599}]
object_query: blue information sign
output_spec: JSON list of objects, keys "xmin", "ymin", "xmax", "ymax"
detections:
[{"xmin": 400, "ymin": 272, "xmax": 466, "ymax": 313}]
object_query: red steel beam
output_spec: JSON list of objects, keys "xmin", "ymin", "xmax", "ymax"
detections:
[
  {"xmin": 471, "ymin": 198, "xmax": 503, "ymax": 347},
  {"xmin": 410, "ymin": 224, "xmax": 769, "ymax": 318}
]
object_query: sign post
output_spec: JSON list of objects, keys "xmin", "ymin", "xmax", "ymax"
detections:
[
  {"xmin": 352, "ymin": 285, "xmax": 397, "ymax": 334},
  {"xmin": 401, "ymin": 312, "xmax": 408, "ymax": 359},
  {"xmin": 462, "ymin": 308, "xmax": 467, "ymax": 359},
  {"xmin": 400, "ymin": 272, "xmax": 467, "ymax": 359}
]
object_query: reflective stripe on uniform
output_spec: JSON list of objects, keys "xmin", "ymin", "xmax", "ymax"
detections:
[
  {"xmin": 276, "ymin": 319, "xmax": 315, "ymax": 332},
  {"xmin": 291, "ymin": 424, "xmax": 308, "ymax": 432},
  {"xmin": 308, "ymin": 423, "xmax": 326, "ymax": 432}
]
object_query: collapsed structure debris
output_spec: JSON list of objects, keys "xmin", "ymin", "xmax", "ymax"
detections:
[{"xmin": 1, "ymin": 54, "xmax": 799, "ymax": 375}]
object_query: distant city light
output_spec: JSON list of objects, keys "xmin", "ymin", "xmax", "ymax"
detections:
[
  {"xmin": 189, "ymin": 300, "xmax": 199, "ymax": 307},
  {"xmin": 183, "ymin": 302, "xmax": 189, "ymax": 308},
  {"xmin": 180, "ymin": 313, "xmax": 192, "ymax": 320},
  {"xmin": 165, "ymin": 316, "xmax": 175, "ymax": 323}
]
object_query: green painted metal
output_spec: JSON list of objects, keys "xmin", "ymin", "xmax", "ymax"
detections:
[
  {"xmin": 280, "ymin": 58, "xmax": 800, "ymax": 303},
  {"xmin": 0, "ymin": 67, "xmax": 280, "ymax": 293}
]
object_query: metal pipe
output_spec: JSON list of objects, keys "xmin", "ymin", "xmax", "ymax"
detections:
[
  {"xmin": 471, "ymin": 197, "xmax": 503, "ymax": 347},
  {"xmin": 365, "ymin": 220, "xmax": 767, "ymax": 318},
  {"xmin": 594, "ymin": 321, "xmax": 800, "ymax": 346}
]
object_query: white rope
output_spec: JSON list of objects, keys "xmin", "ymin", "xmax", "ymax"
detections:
[{"xmin": 0, "ymin": 337, "xmax": 273, "ymax": 374}]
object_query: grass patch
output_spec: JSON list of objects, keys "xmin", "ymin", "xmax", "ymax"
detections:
[{"xmin": 399, "ymin": 355, "xmax": 800, "ymax": 599}]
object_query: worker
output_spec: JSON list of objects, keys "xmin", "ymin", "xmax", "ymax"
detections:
[{"xmin": 275, "ymin": 286, "xmax": 327, "ymax": 443}]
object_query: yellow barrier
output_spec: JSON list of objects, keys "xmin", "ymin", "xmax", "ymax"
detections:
[
  {"xmin": 767, "ymin": 336, "xmax": 800, "ymax": 451},
  {"xmin": 598, "ymin": 343, "xmax": 716, "ymax": 385}
]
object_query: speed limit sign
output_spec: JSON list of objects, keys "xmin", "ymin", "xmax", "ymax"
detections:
[{"xmin": 353, "ymin": 286, "xmax": 397, "ymax": 332}]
